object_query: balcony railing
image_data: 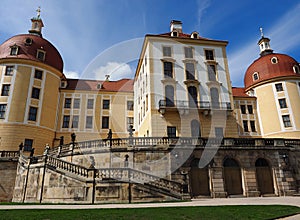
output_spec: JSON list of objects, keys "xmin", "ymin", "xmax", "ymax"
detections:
[{"xmin": 158, "ymin": 99, "xmax": 231, "ymax": 111}]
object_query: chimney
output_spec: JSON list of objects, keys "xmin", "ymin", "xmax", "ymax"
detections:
[{"xmin": 170, "ymin": 20, "xmax": 182, "ymax": 33}]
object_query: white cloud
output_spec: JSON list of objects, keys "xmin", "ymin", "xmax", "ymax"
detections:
[
  {"xmin": 64, "ymin": 70, "xmax": 80, "ymax": 79},
  {"xmin": 94, "ymin": 62, "xmax": 133, "ymax": 81},
  {"xmin": 196, "ymin": 0, "xmax": 211, "ymax": 32}
]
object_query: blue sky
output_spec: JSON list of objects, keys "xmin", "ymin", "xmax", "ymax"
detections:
[{"xmin": 0, "ymin": 0, "xmax": 300, "ymax": 87}]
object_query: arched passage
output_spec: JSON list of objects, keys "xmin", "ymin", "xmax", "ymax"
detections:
[
  {"xmin": 223, "ymin": 158, "xmax": 243, "ymax": 196},
  {"xmin": 255, "ymin": 158, "xmax": 274, "ymax": 195},
  {"xmin": 189, "ymin": 159, "xmax": 210, "ymax": 197}
]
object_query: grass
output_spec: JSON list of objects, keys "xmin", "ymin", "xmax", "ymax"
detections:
[{"xmin": 0, "ymin": 205, "xmax": 299, "ymax": 220}]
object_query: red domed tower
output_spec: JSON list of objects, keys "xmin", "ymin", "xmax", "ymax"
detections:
[
  {"xmin": 0, "ymin": 8, "xmax": 65, "ymax": 153},
  {"xmin": 244, "ymin": 29, "xmax": 300, "ymax": 138}
]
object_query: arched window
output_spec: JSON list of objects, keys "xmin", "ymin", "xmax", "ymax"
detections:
[
  {"xmin": 223, "ymin": 158, "xmax": 239, "ymax": 167},
  {"xmin": 165, "ymin": 85, "xmax": 174, "ymax": 107},
  {"xmin": 210, "ymin": 87, "xmax": 219, "ymax": 109},
  {"xmin": 191, "ymin": 120, "xmax": 201, "ymax": 137}
]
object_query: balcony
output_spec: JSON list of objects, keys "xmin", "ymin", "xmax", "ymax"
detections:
[{"xmin": 158, "ymin": 99, "xmax": 231, "ymax": 114}]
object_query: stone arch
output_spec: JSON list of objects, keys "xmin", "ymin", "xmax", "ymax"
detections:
[
  {"xmin": 223, "ymin": 158, "xmax": 243, "ymax": 196},
  {"xmin": 189, "ymin": 159, "xmax": 210, "ymax": 197},
  {"xmin": 255, "ymin": 158, "xmax": 274, "ymax": 195}
]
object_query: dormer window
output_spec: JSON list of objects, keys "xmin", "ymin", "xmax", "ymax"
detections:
[
  {"xmin": 293, "ymin": 65, "xmax": 300, "ymax": 74},
  {"xmin": 10, "ymin": 44, "xmax": 19, "ymax": 55},
  {"xmin": 97, "ymin": 83, "xmax": 103, "ymax": 89},
  {"xmin": 271, "ymin": 57, "xmax": 278, "ymax": 64},
  {"xmin": 253, "ymin": 72, "xmax": 259, "ymax": 81},
  {"xmin": 36, "ymin": 49, "xmax": 45, "ymax": 61},
  {"xmin": 171, "ymin": 31, "xmax": 178, "ymax": 37},
  {"xmin": 60, "ymin": 81, "xmax": 67, "ymax": 88},
  {"xmin": 191, "ymin": 32, "xmax": 199, "ymax": 39}
]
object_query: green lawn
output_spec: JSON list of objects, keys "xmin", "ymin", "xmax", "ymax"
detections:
[{"xmin": 0, "ymin": 205, "xmax": 299, "ymax": 220}]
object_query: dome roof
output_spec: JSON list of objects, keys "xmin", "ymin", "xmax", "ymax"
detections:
[
  {"xmin": 244, "ymin": 53, "xmax": 300, "ymax": 90},
  {"xmin": 0, "ymin": 34, "xmax": 63, "ymax": 72}
]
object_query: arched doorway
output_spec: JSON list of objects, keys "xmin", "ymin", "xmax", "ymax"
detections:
[
  {"xmin": 223, "ymin": 158, "xmax": 243, "ymax": 196},
  {"xmin": 189, "ymin": 159, "xmax": 210, "ymax": 197},
  {"xmin": 191, "ymin": 120, "xmax": 201, "ymax": 137},
  {"xmin": 255, "ymin": 158, "xmax": 274, "ymax": 195}
]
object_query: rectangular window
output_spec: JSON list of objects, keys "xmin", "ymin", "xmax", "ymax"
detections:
[
  {"xmin": 87, "ymin": 99, "xmax": 94, "ymax": 109},
  {"xmin": 28, "ymin": 106, "xmax": 38, "ymax": 121},
  {"xmin": 0, "ymin": 104, "xmax": 7, "ymax": 119},
  {"xmin": 62, "ymin": 115, "xmax": 70, "ymax": 128},
  {"xmin": 215, "ymin": 127, "xmax": 223, "ymax": 138},
  {"xmin": 127, "ymin": 101, "xmax": 134, "ymax": 110},
  {"xmin": 127, "ymin": 117, "xmax": 134, "ymax": 130},
  {"xmin": 163, "ymin": 61, "xmax": 173, "ymax": 78},
  {"xmin": 184, "ymin": 47, "xmax": 193, "ymax": 58},
  {"xmin": 275, "ymin": 83, "xmax": 283, "ymax": 92},
  {"xmin": 31, "ymin": 87, "xmax": 40, "ymax": 99},
  {"xmin": 243, "ymin": 120, "xmax": 249, "ymax": 132},
  {"xmin": 64, "ymin": 98, "xmax": 71, "ymax": 108},
  {"xmin": 282, "ymin": 115, "xmax": 292, "ymax": 127},
  {"xmin": 1, "ymin": 84, "xmax": 10, "ymax": 96},
  {"xmin": 207, "ymin": 64, "xmax": 217, "ymax": 81},
  {"xmin": 86, "ymin": 116, "xmax": 93, "ymax": 129},
  {"xmin": 167, "ymin": 126, "xmax": 176, "ymax": 138},
  {"xmin": 250, "ymin": 120, "xmax": 256, "ymax": 132},
  {"xmin": 205, "ymin": 49, "xmax": 214, "ymax": 60},
  {"xmin": 103, "ymin": 100, "xmax": 110, "ymax": 109},
  {"xmin": 185, "ymin": 63, "xmax": 195, "ymax": 80},
  {"xmin": 247, "ymin": 105, "xmax": 253, "ymax": 114},
  {"xmin": 24, "ymin": 139, "xmax": 33, "ymax": 152},
  {"xmin": 73, "ymin": 98, "xmax": 80, "ymax": 109},
  {"xmin": 163, "ymin": 46, "xmax": 171, "ymax": 57},
  {"xmin": 278, "ymin": 98, "xmax": 287, "ymax": 108},
  {"xmin": 102, "ymin": 116, "xmax": 109, "ymax": 129},
  {"xmin": 240, "ymin": 105, "xmax": 246, "ymax": 114},
  {"xmin": 5, "ymin": 66, "xmax": 14, "ymax": 76},
  {"xmin": 72, "ymin": 115, "xmax": 79, "ymax": 128},
  {"xmin": 34, "ymin": 69, "xmax": 43, "ymax": 79}
]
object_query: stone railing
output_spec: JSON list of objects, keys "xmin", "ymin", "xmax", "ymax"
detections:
[
  {"xmin": 96, "ymin": 168, "xmax": 182, "ymax": 197},
  {"xmin": 0, "ymin": 151, "xmax": 19, "ymax": 159},
  {"xmin": 44, "ymin": 156, "xmax": 183, "ymax": 198},
  {"xmin": 158, "ymin": 99, "xmax": 231, "ymax": 110},
  {"xmin": 46, "ymin": 156, "xmax": 90, "ymax": 178},
  {"xmin": 48, "ymin": 137, "xmax": 300, "ymax": 157}
]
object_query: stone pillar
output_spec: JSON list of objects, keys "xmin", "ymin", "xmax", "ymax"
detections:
[
  {"xmin": 242, "ymin": 167, "xmax": 260, "ymax": 197},
  {"xmin": 209, "ymin": 167, "xmax": 226, "ymax": 198}
]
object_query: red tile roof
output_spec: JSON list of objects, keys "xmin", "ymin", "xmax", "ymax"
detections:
[
  {"xmin": 244, "ymin": 53, "xmax": 300, "ymax": 90},
  {"xmin": 0, "ymin": 34, "xmax": 63, "ymax": 72},
  {"xmin": 63, "ymin": 78, "xmax": 133, "ymax": 92},
  {"xmin": 232, "ymin": 87, "xmax": 251, "ymax": 98}
]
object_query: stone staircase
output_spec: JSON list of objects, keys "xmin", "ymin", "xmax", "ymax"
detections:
[{"xmin": 45, "ymin": 156, "xmax": 184, "ymax": 200}]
